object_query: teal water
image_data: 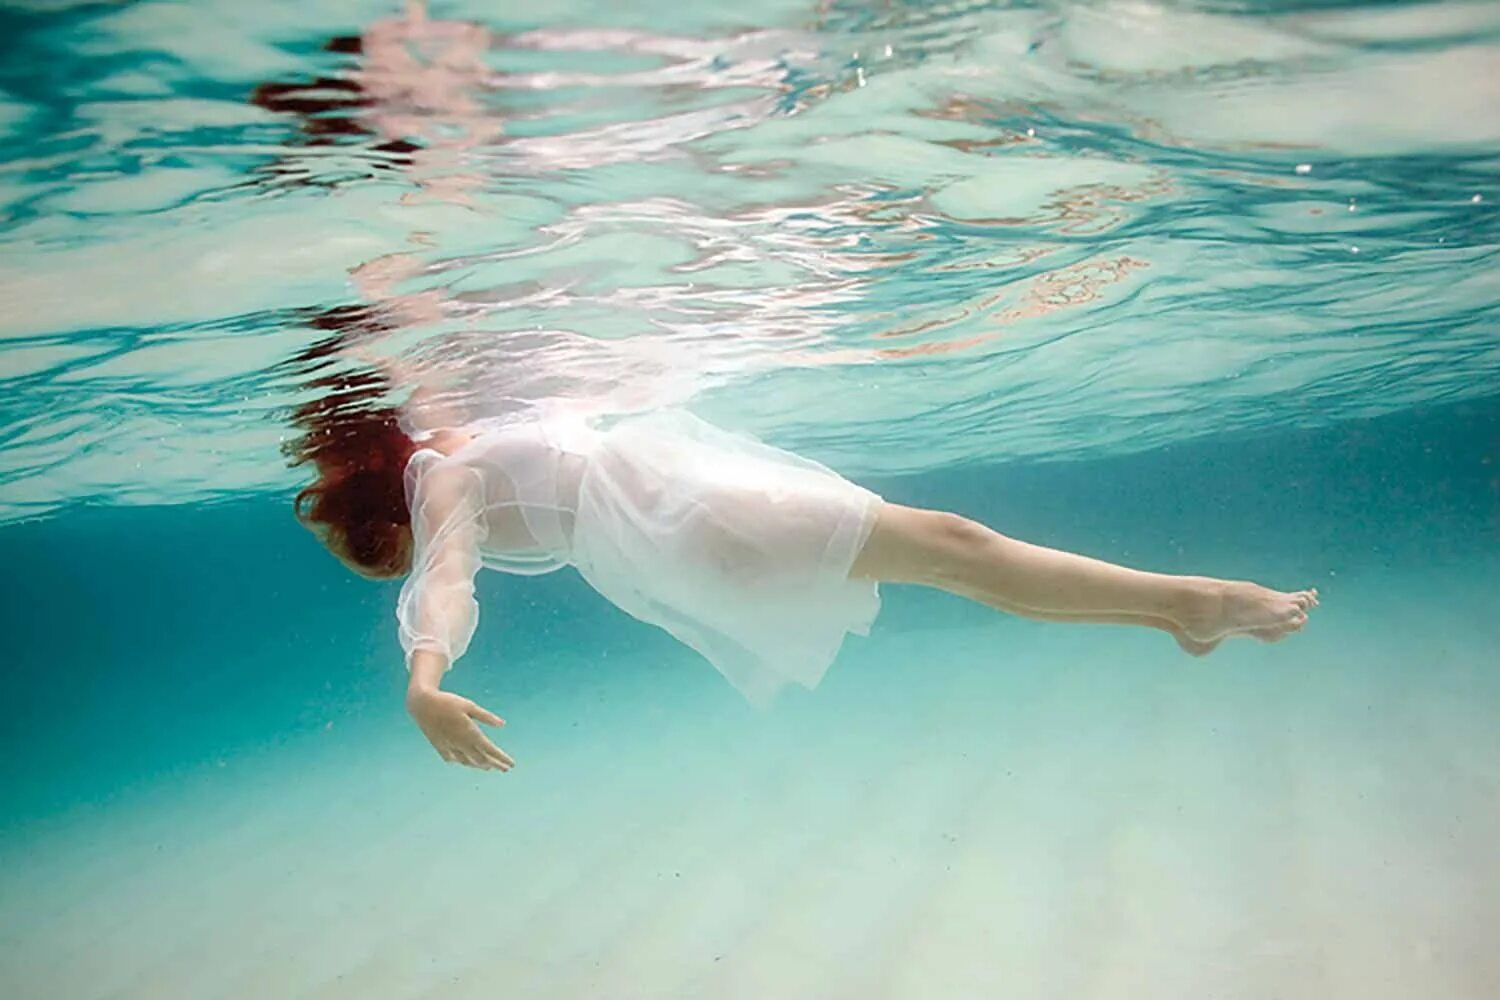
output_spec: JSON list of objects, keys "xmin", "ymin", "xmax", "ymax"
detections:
[{"xmin": 2, "ymin": 1, "xmax": 1498, "ymax": 997}]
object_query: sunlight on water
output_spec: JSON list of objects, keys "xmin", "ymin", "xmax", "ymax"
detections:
[{"xmin": 1, "ymin": 0, "xmax": 1496, "ymax": 521}]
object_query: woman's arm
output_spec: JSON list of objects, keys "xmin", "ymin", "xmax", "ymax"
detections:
[{"xmin": 398, "ymin": 457, "xmax": 512, "ymax": 771}]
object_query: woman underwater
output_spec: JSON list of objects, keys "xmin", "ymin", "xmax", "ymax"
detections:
[
  {"xmin": 289, "ymin": 365, "xmax": 1317, "ymax": 774},
  {"xmin": 275, "ymin": 3, "xmax": 1315, "ymax": 773}
]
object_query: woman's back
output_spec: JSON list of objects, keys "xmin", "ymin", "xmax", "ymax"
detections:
[{"xmin": 410, "ymin": 413, "xmax": 601, "ymax": 575}]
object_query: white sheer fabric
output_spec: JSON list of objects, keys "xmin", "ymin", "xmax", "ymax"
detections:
[
  {"xmin": 396, "ymin": 409, "xmax": 882, "ymax": 703},
  {"xmin": 396, "ymin": 454, "xmax": 488, "ymax": 664}
]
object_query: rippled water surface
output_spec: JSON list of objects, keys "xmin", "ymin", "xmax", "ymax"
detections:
[{"xmin": 3, "ymin": 0, "xmax": 1496, "ymax": 520}]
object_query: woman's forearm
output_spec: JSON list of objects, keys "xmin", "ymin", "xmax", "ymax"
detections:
[{"xmin": 407, "ymin": 649, "xmax": 450, "ymax": 695}]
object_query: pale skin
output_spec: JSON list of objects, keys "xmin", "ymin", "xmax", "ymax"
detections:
[{"xmin": 400, "ymin": 430, "xmax": 1317, "ymax": 773}]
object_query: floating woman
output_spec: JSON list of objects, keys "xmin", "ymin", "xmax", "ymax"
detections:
[
  {"xmin": 273, "ymin": 1, "xmax": 1314, "ymax": 774},
  {"xmin": 287, "ymin": 360, "xmax": 1317, "ymax": 773}
]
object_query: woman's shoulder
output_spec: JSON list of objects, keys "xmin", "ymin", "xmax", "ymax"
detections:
[
  {"xmin": 404, "ymin": 444, "xmax": 490, "ymax": 514},
  {"xmin": 404, "ymin": 429, "xmax": 488, "ymax": 494}
]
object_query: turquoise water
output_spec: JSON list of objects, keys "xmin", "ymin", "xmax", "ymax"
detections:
[{"xmin": 2, "ymin": 1, "xmax": 1498, "ymax": 996}]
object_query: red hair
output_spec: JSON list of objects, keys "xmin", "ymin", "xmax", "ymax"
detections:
[{"xmin": 285, "ymin": 308, "xmax": 418, "ymax": 579}]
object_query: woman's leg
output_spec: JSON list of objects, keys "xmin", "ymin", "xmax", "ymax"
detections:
[
  {"xmin": 961, "ymin": 604, "xmax": 1225, "ymax": 656},
  {"xmin": 850, "ymin": 504, "xmax": 1316, "ymax": 647}
]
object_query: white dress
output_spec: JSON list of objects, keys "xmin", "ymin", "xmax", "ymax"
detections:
[{"xmin": 396, "ymin": 409, "xmax": 883, "ymax": 704}]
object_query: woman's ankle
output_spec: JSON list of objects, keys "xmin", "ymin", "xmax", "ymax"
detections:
[{"xmin": 1173, "ymin": 577, "xmax": 1227, "ymax": 640}]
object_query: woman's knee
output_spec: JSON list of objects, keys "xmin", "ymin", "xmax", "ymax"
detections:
[
  {"xmin": 920, "ymin": 510, "xmax": 991, "ymax": 551},
  {"xmin": 852, "ymin": 504, "xmax": 991, "ymax": 583}
]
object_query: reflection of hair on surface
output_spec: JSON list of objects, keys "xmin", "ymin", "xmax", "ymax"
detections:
[{"xmin": 249, "ymin": 36, "xmax": 419, "ymax": 189}]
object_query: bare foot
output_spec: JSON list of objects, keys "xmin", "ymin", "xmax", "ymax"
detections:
[{"xmin": 1182, "ymin": 583, "xmax": 1317, "ymax": 644}]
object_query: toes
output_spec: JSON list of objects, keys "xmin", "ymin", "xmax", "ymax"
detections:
[{"xmin": 1252, "ymin": 609, "xmax": 1305, "ymax": 642}]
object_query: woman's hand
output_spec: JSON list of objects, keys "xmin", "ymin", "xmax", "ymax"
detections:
[{"xmin": 406, "ymin": 686, "xmax": 514, "ymax": 772}]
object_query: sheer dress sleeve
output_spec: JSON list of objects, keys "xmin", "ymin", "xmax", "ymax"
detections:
[{"xmin": 396, "ymin": 450, "xmax": 489, "ymax": 670}]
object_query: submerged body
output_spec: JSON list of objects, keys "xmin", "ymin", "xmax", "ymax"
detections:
[
  {"xmin": 390, "ymin": 407, "xmax": 1318, "ymax": 772},
  {"xmin": 400, "ymin": 408, "xmax": 883, "ymax": 705}
]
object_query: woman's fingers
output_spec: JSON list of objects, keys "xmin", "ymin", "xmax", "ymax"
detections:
[
  {"xmin": 441, "ymin": 737, "xmax": 509, "ymax": 772},
  {"xmin": 481, "ymin": 744, "xmax": 514, "ymax": 771},
  {"xmin": 464, "ymin": 729, "xmax": 513, "ymax": 771},
  {"xmin": 456, "ymin": 749, "xmax": 492, "ymax": 770},
  {"xmin": 466, "ymin": 704, "xmax": 505, "ymax": 728},
  {"xmin": 435, "ymin": 742, "xmax": 479, "ymax": 768},
  {"xmin": 431, "ymin": 724, "xmax": 514, "ymax": 772}
]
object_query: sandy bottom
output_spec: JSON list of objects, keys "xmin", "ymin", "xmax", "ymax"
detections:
[{"xmin": 2, "ymin": 562, "xmax": 1497, "ymax": 1000}]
